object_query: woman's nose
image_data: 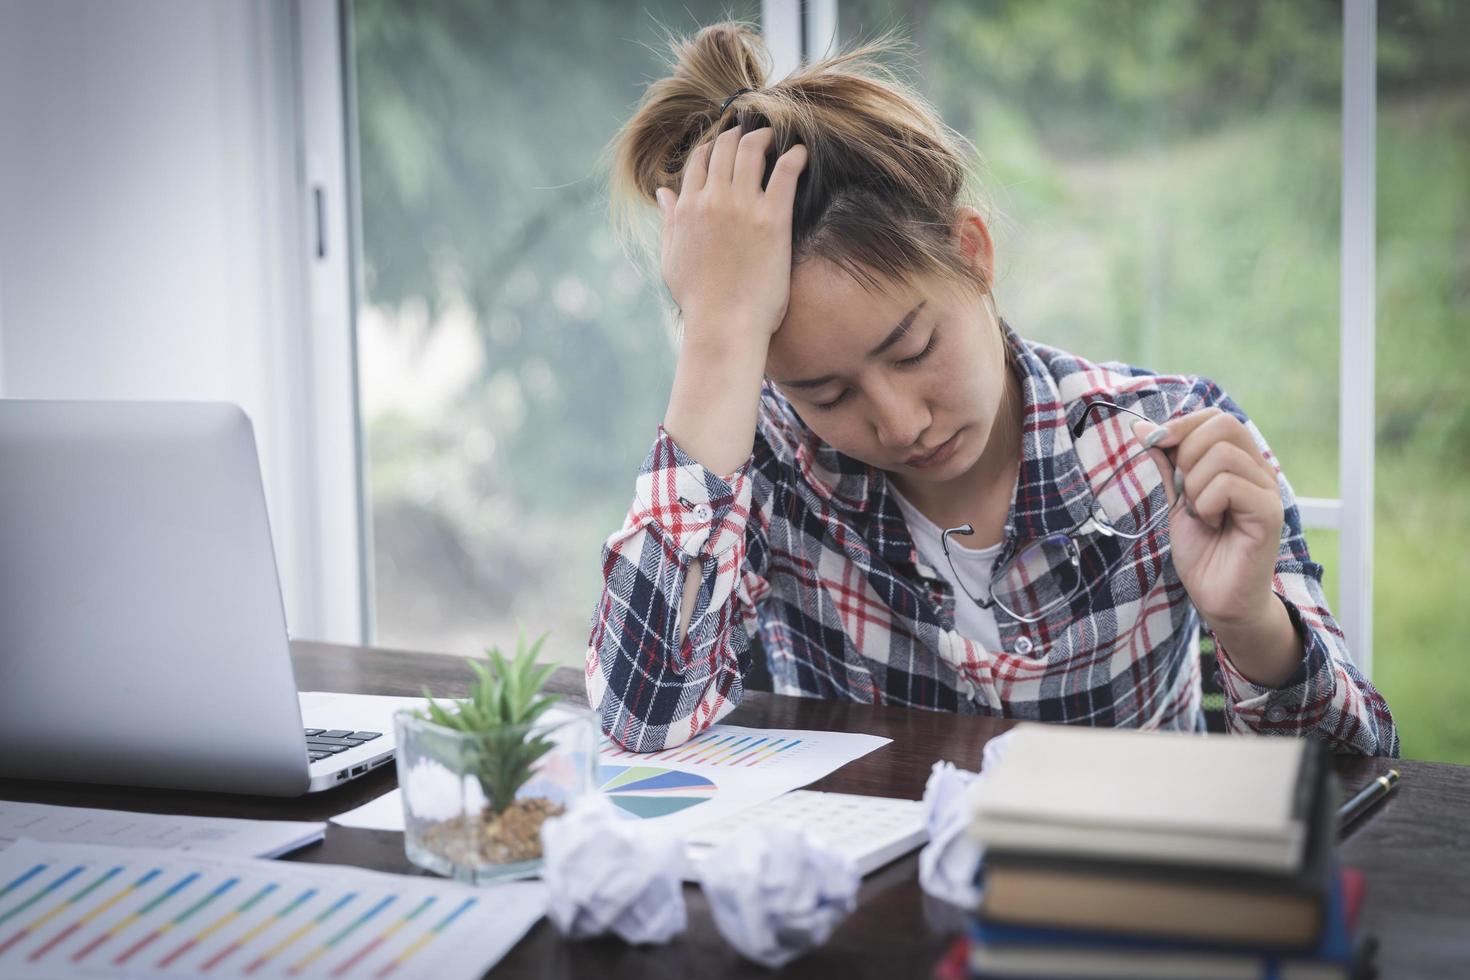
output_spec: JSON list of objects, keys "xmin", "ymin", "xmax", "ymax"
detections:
[{"xmin": 871, "ymin": 388, "xmax": 931, "ymax": 451}]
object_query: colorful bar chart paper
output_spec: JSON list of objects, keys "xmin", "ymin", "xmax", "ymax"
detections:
[
  {"xmin": 0, "ymin": 839, "xmax": 545, "ymax": 979},
  {"xmin": 600, "ymin": 729, "xmax": 809, "ymax": 769}
]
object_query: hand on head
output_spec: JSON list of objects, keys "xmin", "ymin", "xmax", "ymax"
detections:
[{"xmin": 655, "ymin": 126, "xmax": 808, "ymax": 343}]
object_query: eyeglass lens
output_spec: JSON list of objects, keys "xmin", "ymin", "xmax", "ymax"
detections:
[{"xmin": 991, "ymin": 533, "xmax": 1082, "ymax": 622}]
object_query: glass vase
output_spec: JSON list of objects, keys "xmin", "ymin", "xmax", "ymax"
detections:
[{"xmin": 393, "ymin": 704, "xmax": 598, "ymax": 883}]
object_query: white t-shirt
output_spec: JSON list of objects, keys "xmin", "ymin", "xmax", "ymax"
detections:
[{"xmin": 888, "ymin": 484, "xmax": 1004, "ymax": 651}]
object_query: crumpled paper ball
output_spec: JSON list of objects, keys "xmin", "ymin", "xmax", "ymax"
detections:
[
  {"xmin": 917, "ymin": 729, "xmax": 1015, "ymax": 909},
  {"xmin": 540, "ymin": 793, "xmax": 687, "ymax": 944},
  {"xmin": 695, "ymin": 819, "xmax": 859, "ymax": 968}
]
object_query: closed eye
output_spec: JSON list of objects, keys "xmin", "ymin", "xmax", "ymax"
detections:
[
  {"xmin": 898, "ymin": 331, "xmax": 938, "ymax": 367},
  {"xmin": 813, "ymin": 388, "xmax": 852, "ymax": 411},
  {"xmin": 812, "ymin": 329, "xmax": 937, "ymax": 410}
]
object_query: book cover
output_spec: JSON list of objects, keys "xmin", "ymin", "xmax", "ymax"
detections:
[{"xmin": 966, "ymin": 866, "xmax": 1359, "ymax": 979}]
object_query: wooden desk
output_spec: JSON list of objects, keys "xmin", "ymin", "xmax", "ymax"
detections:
[{"xmin": 3, "ymin": 640, "xmax": 1466, "ymax": 978}]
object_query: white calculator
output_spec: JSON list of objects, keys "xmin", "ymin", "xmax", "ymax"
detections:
[{"xmin": 683, "ymin": 790, "xmax": 927, "ymax": 878}]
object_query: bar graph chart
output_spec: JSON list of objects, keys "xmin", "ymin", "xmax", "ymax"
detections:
[
  {"xmin": 600, "ymin": 730, "xmax": 810, "ymax": 769},
  {"xmin": 0, "ymin": 840, "xmax": 543, "ymax": 978}
]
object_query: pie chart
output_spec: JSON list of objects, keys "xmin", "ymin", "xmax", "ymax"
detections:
[{"xmin": 598, "ymin": 764, "xmax": 718, "ymax": 819}]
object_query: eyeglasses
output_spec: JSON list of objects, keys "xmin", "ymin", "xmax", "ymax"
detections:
[{"xmin": 940, "ymin": 399, "xmax": 1182, "ymax": 625}]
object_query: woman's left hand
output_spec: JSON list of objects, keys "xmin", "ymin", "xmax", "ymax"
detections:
[{"xmin": 1131, "ymin": 409, "xmax": 1284, "ymax": 630}]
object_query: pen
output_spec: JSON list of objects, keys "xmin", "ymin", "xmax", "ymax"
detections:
[{"xmin": 1338, "ymin": 768, "xmax": 1400, "ymax": 830}]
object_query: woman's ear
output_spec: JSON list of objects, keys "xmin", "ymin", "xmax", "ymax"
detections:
[{"xmin": 952, "ymin": 206, "xmax": 996, "ymax": 288}]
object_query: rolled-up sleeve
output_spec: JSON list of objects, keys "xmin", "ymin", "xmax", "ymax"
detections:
[{"xmin": 585, "ymin": 426, "xmax": 769, "ymax": 752}]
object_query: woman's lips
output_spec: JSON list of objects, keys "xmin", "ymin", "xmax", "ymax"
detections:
[{"xmin": 906, "ymin": 430, "xmax": 961, "ymax": 468}]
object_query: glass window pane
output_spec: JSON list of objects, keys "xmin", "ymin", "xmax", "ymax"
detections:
[
  {"xmin": 838, "ymin": 0, "xmax": 1342, "ymax": 497},
  {"xmin": 351, "ymin": 1, "xmax": 755, "ymax": 663},
  {"xmin": 1373, "ymin": 1, "xmax": 1470, "ymax": 763}
]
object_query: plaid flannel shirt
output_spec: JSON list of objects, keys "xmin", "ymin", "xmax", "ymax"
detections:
[{"xmin": 586, "ymin": 324, "xmax": 1399, "ymax": 757}]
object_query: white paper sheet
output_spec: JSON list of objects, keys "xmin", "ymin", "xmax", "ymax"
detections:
[
  {"xmin": 0, "ymin": 838, "xmax": 545, "ymax": 979},
  {"xmin": 332, "ymin": 724, "xmax": 891, "ymax": 837},
  {"xmin": 330, "ymin": 791, "xmax": 406, "ymax": 831},
  {"xmin": 0, "ymin": 801, "xmax": 324, "ymax": 859}
]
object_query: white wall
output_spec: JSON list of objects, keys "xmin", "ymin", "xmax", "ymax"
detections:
[{"xmin": 0, "ymin": 0, "xmax": 363, "ymax": 645}]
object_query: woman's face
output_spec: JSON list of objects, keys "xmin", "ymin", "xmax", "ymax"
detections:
[{"xmin": 766, "ymin": 209, "xmax": 1010, "ymax": 487}]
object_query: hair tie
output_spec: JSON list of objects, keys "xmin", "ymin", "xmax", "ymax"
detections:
[{"xmin": 719, "ymin": 87, "xmax": 753, "ymax": 114}]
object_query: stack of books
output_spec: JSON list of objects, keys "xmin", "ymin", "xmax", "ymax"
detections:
[{"xmin": 955, "ymin": 724, "xmax": 1362, "ymax": 979}]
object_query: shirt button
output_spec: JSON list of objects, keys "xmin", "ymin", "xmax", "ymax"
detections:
[
  {"xmin": 692, "ymin": 503, "xmax": 712, "ymax": 522},
  {"xmin": 1266, "ymin": 706, "xmax": 1287, "ymax": 723},
  {"xmin": 1013, "ymin": 636, "xmax": 1033, "ymax": 656}
]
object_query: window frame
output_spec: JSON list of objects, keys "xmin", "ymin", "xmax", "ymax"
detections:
[{"xmin": 293, "ymin": 0, "xmax": 372, "ymax": 645}]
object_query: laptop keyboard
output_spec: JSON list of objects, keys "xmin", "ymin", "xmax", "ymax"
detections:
[{"xmin": 305, "ymin": 729, "xmax": 382, "ymax": 763}]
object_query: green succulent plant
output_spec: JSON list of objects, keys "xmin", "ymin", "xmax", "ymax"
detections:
[{"xmin": 416, "ymin": 632, "xmax": 562, "ymax": 815}]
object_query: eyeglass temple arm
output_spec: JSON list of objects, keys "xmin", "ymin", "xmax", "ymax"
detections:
[{"xmin": 1071, "ymin": 399, "xmax": 1157, "ymax": 439}]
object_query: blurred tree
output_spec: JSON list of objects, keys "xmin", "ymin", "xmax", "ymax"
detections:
[
  {"xmin": 355, "ymin": 0, "xmax": 757, "ymax": 512},
  {"xmin": 843, "ymin": 0, "xmax": 1468, "ymax": 154}
]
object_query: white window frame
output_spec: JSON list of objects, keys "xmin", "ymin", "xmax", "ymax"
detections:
[
  {"xmin": 298, "ymin": 0, "xmax": 1375, "ymax": 669},
  {"xmin": 1337, "ymin": 0, "xmax": 1376, "ymax": 676},
  {"xmin": 1291, "ymin": 0, "xmax": 1378, "ymax": 676},
  {"xmin": 291, "ymin": 0, "xmax": 371, "ymax": 645}
]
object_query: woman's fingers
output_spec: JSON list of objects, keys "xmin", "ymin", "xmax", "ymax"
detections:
[
  {"xmin": 1145, "ymin": 408, "xmax": 1273, "ymax": 481},
  {"xmin": 731, "ymin": 127, "xmax": 775, "ymax": 192},
  {"xmin": 1128, "ymin": 420, "xmax": 1179, "ymax": 507},
  {"xmin": 683, "ymin": 140, "xmax": 713, "ymax": 194},
  {"xmin": 1177, "ymin": 413, "xmax": 1274, "ymax": 480},
  {"xmin": 1135, "ymin": 407, "xmax": 1221, "ymax": 451},
  {"xmin": 1136, "ymin": 409, "xmax": 1276, "ymax": 492},
  {"xmin": 1182, "ymin": 440, "xmax": 1278, "ymax": 514},
  {"xmin": 705, "ymin": 124, "xmax": 744, "ymax": 187},
  {"xmin": 1189, "ymin": 471, "xmax": 1279, "ymax": 532},
  {"xmin": 687, "ymin": 125, "xmax": 807, "ymax": 207},
  {"xmin": 1133, "ymin": 409, "xmax": 1280, "ymax": 530},
  {"xmin": 655, "ymin": 186, "xmax": 675, "ymax": 264},
  {"xmin": 764, "ymin": 142, "xmax": 809, "ymax": 208}
]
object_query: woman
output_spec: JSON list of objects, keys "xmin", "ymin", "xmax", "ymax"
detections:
[{"xmin": 586, "ymin": 23, "xmax": 1398, "ymax": 756}]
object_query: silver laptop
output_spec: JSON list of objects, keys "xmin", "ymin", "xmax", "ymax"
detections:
[{"xmin": 0, "ymin": 399, "xmax": 400, "ymax": 796}]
